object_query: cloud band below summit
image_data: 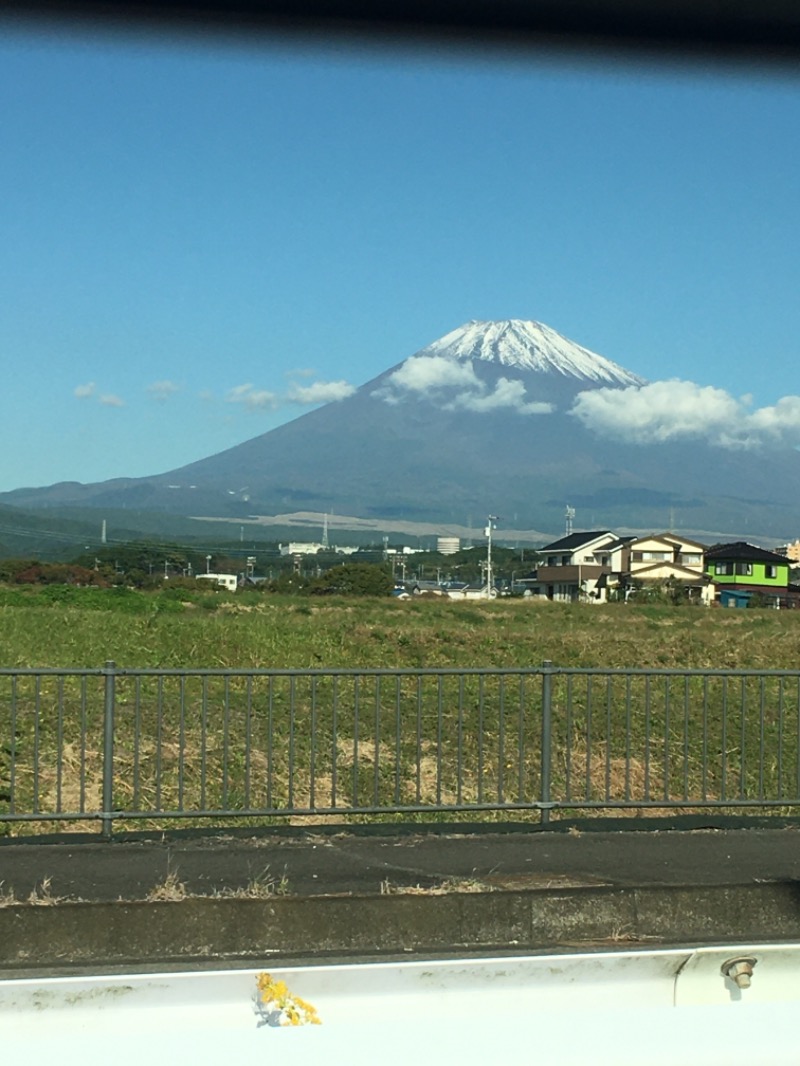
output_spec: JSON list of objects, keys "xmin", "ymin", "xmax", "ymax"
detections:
[{"xmin": 570, "ymin": 379, "xmax": 800, "ymax": 450}]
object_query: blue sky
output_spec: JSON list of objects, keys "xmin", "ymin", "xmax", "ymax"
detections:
[{"xmin": 2, "ymin": 22, "xmax": 800, "ymax": 491}]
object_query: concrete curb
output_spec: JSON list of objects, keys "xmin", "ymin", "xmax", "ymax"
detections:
[{"xmin": 3, "ymin": 882, "xmax": 800, "ymax": 971}]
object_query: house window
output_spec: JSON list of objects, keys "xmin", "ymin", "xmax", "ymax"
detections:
[
  {"xmin": 632, "ymin": 552, "xmax": 643, "ymax": 562},
  {"xmin": 561, "ymin": 555, "xmax": 570, "ymax": 566},
  {"xmin": 715, "ymin": 562, "xmax": 733, "ymax": 575},
  {"xmin": 547, "ymin": 556, "xmax": 556, "ymax": 567},
  {"xmin": 735, "ymin": 563, "xmax": 753, "ymax": 576},
  {"xmin": 765, "ymin": 564, "xmax": 777, "ymax": 579}
]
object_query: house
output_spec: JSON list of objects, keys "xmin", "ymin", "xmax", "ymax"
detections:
[
  {"xmin": 608, "ymin": 532, "xmax": 713, "ymax": 604},
  {"xmin": 705, "ymin": 542, "xmax": 792, "ymax": 607},
  {"xmin": 535, "ymin": 531, "xmax": 617, "ymax": 603}
]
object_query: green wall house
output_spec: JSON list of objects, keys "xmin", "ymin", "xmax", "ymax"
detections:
[{"xmin": 705, "ymin": 541, "xmax": 790, "ymax": 605}]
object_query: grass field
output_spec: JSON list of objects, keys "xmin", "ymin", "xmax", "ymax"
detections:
[
  {"xmin": 3, "ymin": 592, "xmax": 800, "ymax": 834},
  {"xmin": 3, "ymin": 587, "xmax": 800, "ymax": 670}
]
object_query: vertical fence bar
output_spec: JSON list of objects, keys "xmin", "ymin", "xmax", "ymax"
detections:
[
  {"xmin": 436, "ymin": 676, "xmax": 443, "ymax": 806},
  {"xmin": 330, "ymin": 676, "xmax": 338, "ymax": 809},
  {"xmin": 374, "ymin": 676, "xmax": 381, "ymax": 807},
  {"xmin": 155, "ymin": 677, "xmax": 164, "ymax": 811},
  {"xmin": 663, "ymin": 676, "xmax": 671, "ymax": 802},
  {"xmin": 79, "ymin": 677, "xmax": 88, "ymax": 814},
  {"xmin": 604, "ymin": 676, "xmax": 612, "ymax": 803},
  {"xmin": 740, "ymin": 678, "xmax": 747, "ymax": 799},
  {"xmin": 624, "ymin": 675, "xmax": 632, "ymax": 803},
  {"xmin": 477, "ymin": 675, "xmax": 485, "ymax": 804},
  {"xmin": 200, "ymin": 677, "xmax": 209, "ymax": 811},
  {"xmin": 221, "ymin": 676, "xmax": 231, "ymax": 808},
  {"xmin": 540, "ymin": 661, "xmax": 553, "ymax": 825},
  {"xmin": 456, "ymin": 675, "xmax": 465, "ymax": 806},
  {"xmin": 758, "ymin": 676, "xmax": 766, "ymax": 800},
  {"xmin": 267, "ymin": 677, "xmax": 275, "ymax": 809},
  {"xmin": 352, "ymin": 676, "xmax": 360, "ymax": 808},
  {"xmin": 721, "ymin": 677, "xmax": 729, "ymax": 801},
  {"xmin": 517, "ymin": 676, "xmax": 525, "ymax": 805},
  {"xmin": 585, "ymin": 675, "xmax": 593, "ymax": 802},
  {"xmin": 177, "ymin": 676, "xmax": 186, "ymax": 810},
  {"xmin": 55, "ymin": 677, "xmax": 64, "ymax": 813},
  {"xmin": 289, "ymin": 675, "xmax": 297, "ymax": 809},
  {"xmin": 644, "ymin": 674, "xmax": 652, "ymax": 801},
  {"xmin": 777, "ymin": 677, "xmax": 784, "ymax": 800},
  {"xmin": 310, "ymin": 676, "xmax": 317, "ymax": 810},
  {"xmin": 497, "ymin": 676, "xmax": 505, "ymax": 806},
  {"xmin": 701, "ymin": 676, "xmax": 709, "ymax": 802},
  {"xmin": 131, "ymin": 677, "xmax": 141, "ymax": 812},
  {"xmin": 394, "ymin": 676, "xmax": 402, "ymax": 806},
  {"xmin": 565, "ymin": 674, "xmax": 573, "ymax": 801},
  {"xmin": 415, "ymin": 676, "xmax": 422, "ymax": 804},
  {"xmin": 32, "ymin": 677, "xmax": 41, "ymax": 814},
  {"xmin": 682, "ymin": 676, "xmax": 690, "ymax": 801},
  {"xmin": 8, "ymin": 676, "xmax": 18, "ymax": 814},
  {"xmin": 101, "ymin": 660, "xmax": 116, "ymax": 839},
  {"xmin": 245, "ymin": 675, "xmax": 254, "ymax": 809}
]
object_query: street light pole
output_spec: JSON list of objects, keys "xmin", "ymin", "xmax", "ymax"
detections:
[{"xmin": 485, "ymin": 515, "xmax": 498, "ymax": 598}]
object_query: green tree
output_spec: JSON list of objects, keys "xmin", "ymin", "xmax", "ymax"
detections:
[{"xmin": 310, "ymin": 562, "xmax": 393, "ymax": 597}]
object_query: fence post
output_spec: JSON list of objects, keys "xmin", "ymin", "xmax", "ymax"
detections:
[
  {"xmin": 101, "ymin": 660, "xmax": 116, "ymax": 839},
  {"xmin": 540, "ymin": 660, "xmax": 554, "ymax": 825}
]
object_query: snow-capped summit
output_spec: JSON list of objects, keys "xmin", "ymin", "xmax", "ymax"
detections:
[{"xmin": 423, "ymin": 319, "xmax": 645, "ymax": 386}]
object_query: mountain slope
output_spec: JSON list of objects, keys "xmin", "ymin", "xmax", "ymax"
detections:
[{"xmin": 4, "ymin": 319, "xmax": 800, "ymax": 539}]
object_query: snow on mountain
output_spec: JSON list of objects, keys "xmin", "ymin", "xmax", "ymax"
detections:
[{"xmin": 422, "ymin": 320, "xmax": 646, "ymax": 386}]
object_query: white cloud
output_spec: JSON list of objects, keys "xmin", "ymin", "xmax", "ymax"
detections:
[
  {"xmin": 147, "ymin": 379, "xmax": 180, "ymax": 402},
  {"xmin": 225, "ymin": 377, "xmax": 355, "ymax": 411},
  {"xmin": 379, "ymin": 356, "xmax": 552, "ymax": 416},
  {"xmin": 226, "ymin": 384, "xmax": 280, "ymax": 410},
  {"xmin": 748, "ymin": 395, "xmax": 800, "ymax": 443},
  {"xmin": 449, "ymin": 377, "xmax": 553, "ymax": 415},
  {"xmin": 570, "ymin": 379, "xmax": 800, "ymax": 450},
  {"xmin": 74, "ymin": 382, "xmax": 95, "ymax": 399},
  {"xmin": 387, "ymin": 355, "xmax": 482, "ymax": 393},
  {"xmin": 99, "ymin": 393, "xmax": 125, "ymax": 408},
  {"xmin": 227, "ymin": 383, "xmax": 255, "ymax": 401},
  {"xmin": 287, "ymin": 380, "xmax": 356, "ymax": 405}
]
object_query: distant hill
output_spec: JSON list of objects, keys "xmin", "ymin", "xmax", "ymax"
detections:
[{"xmin": 4, "ymin": 319, "xmax": 800, "ymax": 541}]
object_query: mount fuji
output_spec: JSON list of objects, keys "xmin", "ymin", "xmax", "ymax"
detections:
[{"xmin": 5, "ymin": 319, "xmax": 800, "ymax": 539}]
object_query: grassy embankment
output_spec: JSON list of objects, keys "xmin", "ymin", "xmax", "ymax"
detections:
[{"xmin": 3, "ymin": 587, "xmax": 800, "ymax": 832}]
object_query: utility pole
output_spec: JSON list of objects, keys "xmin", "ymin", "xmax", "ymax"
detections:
[{"xmin": 485, "ymin": 515, "xmax": 498, "ymax": 598}]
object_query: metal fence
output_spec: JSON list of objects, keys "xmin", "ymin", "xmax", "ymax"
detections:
[{"xmin": 3, "ymin": 661, "xmax": 800, "ymax": 836}]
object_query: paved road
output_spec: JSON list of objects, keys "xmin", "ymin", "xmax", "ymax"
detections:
[{"xmin": 2, "ymin": 822, "xmax": 800, "ymax": 901}]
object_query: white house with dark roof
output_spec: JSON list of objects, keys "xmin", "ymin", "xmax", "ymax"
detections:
[{"xmin": 536, "ymin": 530, "xmax": 618, "ymax": 602}]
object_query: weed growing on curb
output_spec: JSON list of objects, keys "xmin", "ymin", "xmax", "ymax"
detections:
[{"xmin": 146, "ymin": 870, "xmax": 187, "ymax": 902}]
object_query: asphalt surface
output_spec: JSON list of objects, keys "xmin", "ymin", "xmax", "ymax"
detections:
[{"xmin": 2, "ymin": 822, "xmax": 800, "ymax": 902}]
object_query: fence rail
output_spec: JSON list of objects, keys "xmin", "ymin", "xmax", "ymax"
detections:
[{"xmin": 3, "ymin": 661, "xmax": 800, "ymax": 836}]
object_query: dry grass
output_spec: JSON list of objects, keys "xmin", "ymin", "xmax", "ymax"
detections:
[
  {"xmin": 0, "ymin": 877, "xmax": 66, "ymax": 907},
  {"xmin": 211, "ymin": 868, "xmax": 290, "ymax": 898},
  {"xmin": 380, "ymin": 875, "xmax": 493, "ymax": 895},
  {"xmin": 0, "ymin": 881, "xmax": 17, "ymax": 907},
  {"xmin": 145, "ymin": 870, "xmax": 187, "ymax": 902}
]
